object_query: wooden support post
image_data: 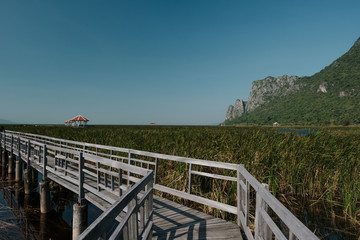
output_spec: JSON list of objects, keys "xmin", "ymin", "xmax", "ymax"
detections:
[
  {"xmin": 15, "ymin": 155, "xmax": 23, "ymax": 182},
  {"xmin": 254, "ymin": 183, "xmax": 271, "ymax": 240},
  {"xmin": 24, "ymin": 169, "xmax": 32, "ymax": 194},
  {"xmin": 40, "ymin": 178, "xmax": 51, "ymax": 213},
  {"xmin": 8, "ymin": 153, "xmax": 14, "ymax": 175},
  {"xmin": 188, "ymin": 163, "xmax": 192, "ymax": 194},
  {"xmin": 32, "ymin": 168, "xmax": 38, "ymax": 190},
  {"xmin": 73, "ymin": 202, "xmax": 88, "ymax": 239}
]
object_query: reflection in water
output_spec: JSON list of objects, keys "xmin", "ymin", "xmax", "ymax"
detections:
[
  {"xmin": 0, "ymin": 166, "xmax": 72, "ymax": 240},
  {"xmin": 0, "ymin": 164, "xmax": 103, "ymax": 240}
]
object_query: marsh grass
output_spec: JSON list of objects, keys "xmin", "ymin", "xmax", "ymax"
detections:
[{"xmin": 6, "ymin": 125, "xmax": 360, "ymax": 235}]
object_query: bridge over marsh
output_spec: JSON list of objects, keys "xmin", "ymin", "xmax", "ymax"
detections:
[{"xmin": 0, "ymin": 130, "xmax": 319, "ymax": 240}]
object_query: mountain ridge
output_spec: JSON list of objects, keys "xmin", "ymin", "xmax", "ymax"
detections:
[{"xmin": 225, "ymin": 37, "xmax": 360, "ymax": 125}]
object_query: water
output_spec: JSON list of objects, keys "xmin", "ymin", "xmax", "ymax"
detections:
[
  {"xmin": 0, "ymin": 167, "xmax": 102, "ymax": 240},
  {"xmin": 277, "ymin": 128, "xmax": 317, "ymax": 135}
]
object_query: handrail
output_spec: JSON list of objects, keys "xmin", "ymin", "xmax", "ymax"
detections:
[
  {"xmin": 0, "ymin": 131, "xmax": 154, "ymax": 240},
  {"xmin": 2, "ymin": 130, "xmax": 319, "ymax": 240},
  {"xmin": 78, "ymin": 171, "xmax": 153, "ymax": 240}
]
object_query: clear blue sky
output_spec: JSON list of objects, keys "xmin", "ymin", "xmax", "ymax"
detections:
[{"xmin": 1, "ymin": 0, "xmax": 359, "ymax": 125}]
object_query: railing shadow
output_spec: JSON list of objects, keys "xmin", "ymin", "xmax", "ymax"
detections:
[{"xmin": 153, "ymin": 198, "xmax": 207, "ymax": 240}]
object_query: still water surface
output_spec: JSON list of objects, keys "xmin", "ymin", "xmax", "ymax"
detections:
[{"xmin": 0, "ymin": 167, "xmax": 102, "ymax": 240}]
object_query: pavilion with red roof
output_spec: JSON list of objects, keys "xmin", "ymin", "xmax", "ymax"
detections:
[{"xmin": 65, "ymin": 115, "xmax": 89, "ymax": 127}]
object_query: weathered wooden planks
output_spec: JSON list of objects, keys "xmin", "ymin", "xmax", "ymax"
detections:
[{"xmin": 152, "ymin": 196, "xmax": 243, "ymax": 240}]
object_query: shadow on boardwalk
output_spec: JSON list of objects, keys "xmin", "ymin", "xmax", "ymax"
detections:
[{"xmin": 152, "ymin": 196, "xmax": 243, "ymax": 240}]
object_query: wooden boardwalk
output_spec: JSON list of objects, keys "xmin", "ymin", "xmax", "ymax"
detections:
[
  {"xmin": 23, "ymin": 143, "xmax": 244, "ymax": 239},
  {"xmin": 1, "ymin": 131, "xmax": 319, "ymax": 240},
  {"xmin": 152, "ymin": 196, "xmax": 242, "ymax": 240}
]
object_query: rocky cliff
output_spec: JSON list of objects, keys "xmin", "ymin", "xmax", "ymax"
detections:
[
  {"xmin": 226, "ymin": 99, "xmax": 246, "ymax": 120},
  {"xmin": 245, "ymin": 75, "xmax": 301, "ymax": 112}
]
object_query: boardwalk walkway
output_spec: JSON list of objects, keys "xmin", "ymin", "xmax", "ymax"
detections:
[
  {"xmin": 0, "ymin": 131, "xmax": 318, "ymax": 240},
  {"xmin": 30, "ymin": 152, "xmax": 243, "ymax": 239},
  {"xmin": 152, "ymin": 196, "xmax": 242, "ymax": 240}
]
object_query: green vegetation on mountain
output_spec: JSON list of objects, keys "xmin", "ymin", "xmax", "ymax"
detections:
[{"xmin": 226, "ymin": 37, "xmax": 360, "ymax": 125}]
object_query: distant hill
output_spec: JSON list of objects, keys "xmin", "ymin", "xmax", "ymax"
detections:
[
  {"xmin": 225, "ymin": 37, "xmax": 360, "ymax": 125},
  {"xmin": 0, "ymin": 118, "xmax": 15, "ymax": 124}
]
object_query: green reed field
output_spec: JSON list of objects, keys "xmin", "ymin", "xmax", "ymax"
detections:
[{"xmin": 5, "ymin": 124, "xmax": 360, "ymax": 236}]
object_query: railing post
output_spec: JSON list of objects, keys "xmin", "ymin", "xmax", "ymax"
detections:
[
  {"xmin": 255, "ymin": 183, "xmax": 271, "ymax": 240},
  {"xmin": 188, "ymin": 163, "xmax": 192, "ymax": 194},
  {"xmin": 128, "ymin": 150, "xmax": 132, "ymax": 188},
  {"xmin": 3, "ymin": 133, "xmax": 6, "ymax": 152},
  {"xmin": 79, "ymin": 152, "xmax": 84, "ymax": 204},
  {"xmin": 119, "ymin": 168, "xmax": 123, "ymax": 196},
  {"xmin": 10, "ymin": 134, "xmax": 13, "ymax": 155},
  {"xmin": 27, "ymin": 140, "xmax": 30, "ymax": 170},
  {"xmin": 128, "ymin": 150, "xmax": 132, "ymax": 165},
  {"xmin": 145, "ymin": 177, "xmax": 153, "ymax": 239},
  {"xmin": 65, "ymin": 152, "xmax": 69, "ymax": 176},
  {"xmin": 2, "ymin": 133, "xmax": 7, "ymax": 169},
  {"xmin": 128, "ymin": 197, "xmax": 138, "ymax": 240},
  {"xmin": 154, "ymin": 158, "xmax": 158, "ymax": 184},
  {"xmin": 0, "ymin": 133, "xmax": 2, "ymax": 163},
  {"xmin": 17, "ymin": 136, "xmax": 21, "ymax": 156},
  {"xmin": 237, "ymin": 167, "xmax": 241, "ymax": 227},
  {"xmin": 245, "ymin": 180, "xmax": 250, "ymax": 226},
  {"xmin": 97, "ymin": 161, "xmax": 101, "ymax": 191},
  {"xmin": 73, "ymin": 151, "xmax": 88, "ymax": 239},
  {"xmin": 8, "ymin": 135, "xmax": 14, "ymax": 175},
  {"xmin": 15, "ymin": 136, "xmax": 22, "ymax": 182},
  {"xmin": 43, "ymin": 145, "xmax": 47, "ymax": 178}
]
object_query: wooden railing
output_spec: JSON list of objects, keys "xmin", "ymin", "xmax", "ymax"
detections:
[
  {"xmin": 0, "ymin": 131, "xmax": 154, "ymax": 240},
  {"xmin": 78, "ymin": 171, "xmax": 153, "ymax": 240},
  {"xmin": 3, "ymin": 130, "xmax": 319, "ymax": 240}
]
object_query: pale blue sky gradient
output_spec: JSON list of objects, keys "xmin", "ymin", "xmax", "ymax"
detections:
[{"xmin": 1, "ymin": 0, "xmax": 360, "ymax": 124}]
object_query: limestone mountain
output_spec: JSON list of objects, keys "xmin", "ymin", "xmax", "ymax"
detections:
[
  {"xmin": 226, "ymin": 99, "xmax": 246, "ymax": 121},
  {"xmin": 225, "ymin": 37, "xmax": 360, "ymax": 125},
  {"xmin": 245, "ymin": 75, "xmax": 301, "ymax": 112}
]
